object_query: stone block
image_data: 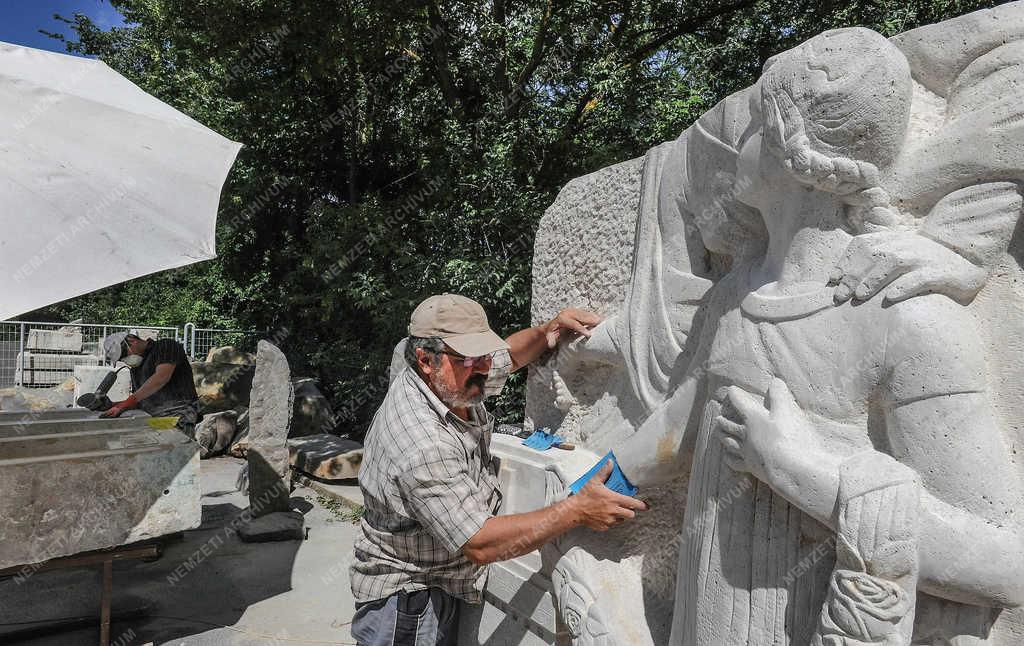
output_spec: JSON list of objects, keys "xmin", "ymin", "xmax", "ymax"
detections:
[
  {"xmin": 191, "ymin": 360, "xmax": 255, "ymax": 413},
  {"xmin": 288, "ymin": 434, "xmax": 362, "ymax": 480},
  {"xmin": 246, "ymin": 340, "xmax": 293, "ymax": 516},
  {"xmin": 459, "ymin": 435, "xmax": 638, "ymax": 645},
  {"xmin": 0, "ymin": 386, "xmax": 73, "ymax": 412},
  {"xmin": 25, "ymin": 327, "xmax": 83, "ymax": 352},
  {"xmin": 228, "ymin": 408, "xmax": 250, "ymax": 458},
  {"xmin": 0, "ymin": 413, "xmax": 200, "ymax": 569},
  {"xmin": 514, "ymin": 5, "xmax": 1024, "ymax": 644},
  {"xmin": 15, "ymin": 352, "xmax": 101, "ymax": 386}
]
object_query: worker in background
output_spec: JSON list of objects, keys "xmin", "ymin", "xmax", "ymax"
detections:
[{"xmin": 100, "ymin": 331, "xmax": 200, "ymax": 437}]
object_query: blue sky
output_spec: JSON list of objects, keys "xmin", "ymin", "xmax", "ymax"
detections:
[{"xmin": 0, "ymin": 0, "xmax": 125, "ymax": 54}]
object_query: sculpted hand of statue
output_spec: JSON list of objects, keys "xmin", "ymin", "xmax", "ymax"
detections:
[
  {"xmin": 716, "ymin": 379, "xmax": 817, "ymax": 484},
  {"xmin": 718, "ymin": 378, "xmax": 842, "ymax": 525},
  {"xmin": 548, "ymin": 318, "xmax": 624, "ymax": 411},
  {"xmin": 830, "ymin": 231, "xmax": 987, "ymax": 305}
]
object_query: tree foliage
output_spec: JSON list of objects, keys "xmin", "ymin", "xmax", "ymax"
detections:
[{"xmin": 37, "ymin": 0, "xmax": 997, "ymax": 434}]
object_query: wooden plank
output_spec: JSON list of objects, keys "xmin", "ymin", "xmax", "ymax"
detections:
[{"xmin": 0, "ymin": 544, "xmax": 158, "ymax": 577}]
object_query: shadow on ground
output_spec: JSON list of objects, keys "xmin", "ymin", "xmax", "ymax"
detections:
[{"xmin": 0, "ymin": 458, "xmax": 331, "ymax": 645}]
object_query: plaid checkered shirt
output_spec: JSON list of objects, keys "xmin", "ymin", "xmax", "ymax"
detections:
[{"xmin": 349, "ymin": 349, "xmax": 512, "ymax": 604}]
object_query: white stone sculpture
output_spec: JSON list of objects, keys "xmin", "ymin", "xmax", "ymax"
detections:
[{"xmin": 526, "ymin": 4, "xmax": 1024, "ymax": 645}]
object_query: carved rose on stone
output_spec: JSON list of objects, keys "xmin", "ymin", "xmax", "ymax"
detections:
[
  {"xmin": 564, "ymin": 606, "xmax": 583, "ymax": 635},
  {"xmin": 812, "ymin": 569, "xmax": 913, "ymax": 646}
]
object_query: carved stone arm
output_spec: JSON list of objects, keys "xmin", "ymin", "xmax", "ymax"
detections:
[{"xmin": 613, "ymin": 376, "xmax": 701, "ymax": 488}]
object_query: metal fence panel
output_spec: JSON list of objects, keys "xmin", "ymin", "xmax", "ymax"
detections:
[
  {"xmin": 0, "ymin": 322, "xmax": 180, "ymax": 388},
  {"xmin": 187, "ymin": 327, "xmax": 263, "ymax": 360},
  {"xmin": 0, "ymin": 321, "xmax": 264, "ymax": 388}
]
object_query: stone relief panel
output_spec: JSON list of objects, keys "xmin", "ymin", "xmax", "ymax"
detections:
[{"xmin": 528, "ymin": 3, "xmax": 1024, "ymax": 644}]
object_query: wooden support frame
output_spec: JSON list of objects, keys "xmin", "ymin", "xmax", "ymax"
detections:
[{"xmin": 0, "ymin": 544, "xmax": 160, "ymax": 646}]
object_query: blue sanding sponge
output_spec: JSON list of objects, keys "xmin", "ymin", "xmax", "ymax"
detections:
[
  {"xmin": 569, "ymin": 451, "xmax": 638, "ymax": 497},
  {"xmin": 522, "ymin": 428, "xmax": 563, "ymax": 451}
]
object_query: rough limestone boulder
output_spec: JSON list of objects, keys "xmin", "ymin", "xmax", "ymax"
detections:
[
  {"xmin": 289, "ymin": 378, "xmax": 336, "ymax": 437},
  {"xmin": 194, "ymin": 410, "xmax": 238, "ymax": 459},
  {"xmin": 0, "ymin": 385, "xmax": 74, "ymax": 412},
  {"xmin": 205, "ymin": 345, "xmax": 256, "ymax": 365},
  {"xmin": 191, "ymin": 361, "xmax": 255, "ymax": 414}
]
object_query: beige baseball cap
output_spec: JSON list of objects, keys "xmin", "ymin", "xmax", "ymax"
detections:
[{"xmin": 408, "ymin": 294, "xmax": 510, "ymax": 357}]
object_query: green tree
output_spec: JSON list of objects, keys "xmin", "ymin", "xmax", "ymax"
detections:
[{"xmin": 35, "ymin": 0, "xmax": 998, "ymax": 435}]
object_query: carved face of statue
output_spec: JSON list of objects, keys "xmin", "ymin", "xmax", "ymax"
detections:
[{"xmin": 747, "ymin": 27, "xmax": 914, "ymax": 232}]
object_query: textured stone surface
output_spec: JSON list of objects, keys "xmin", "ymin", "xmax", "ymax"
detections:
[
  {"xmin": 288, "ymin": 434, "xmax": 362, "ymax": 480},
  {"xmin": 289, "ymin": 378, "xmax": 336, "ymax": 437},
  {"xmin": 247, "ymin": 340, "xmax": 293, "ymax": 516},
  {"xmin": 194, "ymin": 409, "xmax": 238, "ymax": 459},
  {"xmin": 236, "ymin": 510, "xmax": 304, "ymax": 543},
  {"xmin": 526, "ymin": 156, "xmax": 643, "ymax": 441},
  {"xmin": 523, "ymin": 141, "xmax": 682, "ymax": 646},
  {"xmin": 503, "ymin": 5, "xmax": 1024, "ymax": 646},
  {"xmin": 205, "ymin": 345, "xmax": 256, "ymax": 365},
  {"xmin": 191, "ymin": 360, "xmax": 255, "ymax": 413},
  {"xmin": 228, "ymin": 407, "xmax": 251, "ymax": 458},
  {"xmin": 0, "ymin": 415, "xmax": 200, "ymax": 568}
]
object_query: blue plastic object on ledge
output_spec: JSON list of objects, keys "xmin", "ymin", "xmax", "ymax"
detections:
[
  {"xmin": 569, "ymin": 451, "xmax": 638, "ymax": 497},
  {"xmin": 522, "ymin": 428, "xmax": 563, "ymax": 451}
]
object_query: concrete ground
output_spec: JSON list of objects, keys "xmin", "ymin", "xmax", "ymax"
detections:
[{"xmin": 0, "ymin": 456, "xmax": 363, "ymax": 645}]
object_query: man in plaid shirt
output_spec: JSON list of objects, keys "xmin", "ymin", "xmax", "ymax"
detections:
[{"xmin": 350, "ymin": 294, "xmax": 648, "ymax": 645}]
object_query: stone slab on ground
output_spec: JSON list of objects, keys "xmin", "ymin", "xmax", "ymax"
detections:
[
  {"xmin": 288, "ymin": 434, "xmax": 362, "ymax": 480},
  {"xmin": 236, "ymin": 510, "xmax": 304, "ymax": 543}
]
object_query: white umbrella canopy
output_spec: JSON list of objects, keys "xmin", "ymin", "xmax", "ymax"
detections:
[{"xmin": 0, "ymin": 41, "xmax": 242, "ymax": 320}]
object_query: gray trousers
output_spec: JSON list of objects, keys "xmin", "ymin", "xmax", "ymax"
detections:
[{"xmin": 351, "ymin": 588, "xmax": 459, "ymax": 646}]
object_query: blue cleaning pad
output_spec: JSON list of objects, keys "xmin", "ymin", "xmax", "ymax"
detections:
[
  {"xmin": 521, "ymin": 428, "xmax": 563, "ymax": 451},
  {"xmin": 569, "ymin": 451, "xmax": 639, "ymax": 497}
]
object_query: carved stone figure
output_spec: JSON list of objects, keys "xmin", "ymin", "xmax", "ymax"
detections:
[{"xmin": 528, "ymin": 4, "xmax": 1024, "ymax": 645}]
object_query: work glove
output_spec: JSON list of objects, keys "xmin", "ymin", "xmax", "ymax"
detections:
[{"xmin": 100, "ymin": 394, "xmax": 139, "ymax": 418}]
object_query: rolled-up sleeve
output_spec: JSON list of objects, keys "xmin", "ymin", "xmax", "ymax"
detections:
[{"xmin": 396, "ymin": 443, "xmax": 494, "ymax": 553}]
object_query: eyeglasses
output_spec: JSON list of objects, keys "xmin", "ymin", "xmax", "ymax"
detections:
[{"xmin": 440, "ymin": 351, "xmax": 492, "ymax": 368}]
